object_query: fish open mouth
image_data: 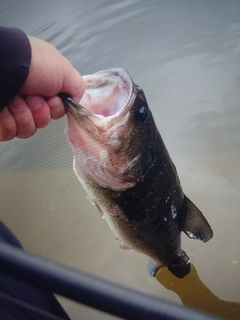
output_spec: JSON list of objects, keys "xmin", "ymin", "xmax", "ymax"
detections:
[
  {"xmin": 64, "ymin": 68, "xmax": 136, "ymax": 129},
  {"xmin": 80, "ymin": 68, "xmax": 134, "ymax": 118}
]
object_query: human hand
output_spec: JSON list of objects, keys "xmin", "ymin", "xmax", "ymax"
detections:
[{"xmin": 0, "ymin": 36, "xmax": 85, "ymax": 141}]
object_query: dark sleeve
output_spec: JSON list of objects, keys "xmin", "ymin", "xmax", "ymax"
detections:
[
  {"xmin": 0, "ymin": 221, "xmax": 71, "ymax": 320},
  {"xmin": 0, "ymin": 26, "xmax": 31, "ymax": 110}
]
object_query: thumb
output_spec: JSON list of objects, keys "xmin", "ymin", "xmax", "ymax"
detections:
[
  {"xmin": 19, "ymin": 36, "xmax": 86, "ymax": 102},
  {"xmin": 61, "ymin": 58, "xmax": 86, "ymax": 102}
]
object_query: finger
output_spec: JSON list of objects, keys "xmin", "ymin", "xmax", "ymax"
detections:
[
  {"xmin": 47, "ymin": 96, "xmax": 65, "ymax": 120},
  {"xmin": 8, "ymin": 95, "xmax": 37, "ymax": 139},
  {"xmin": 0, "ymin": 107, "xmax": 17, "ymax": 141},
  {"xmin": 26, "ymin": 95, "xmax": 51, "ymax": 128}
]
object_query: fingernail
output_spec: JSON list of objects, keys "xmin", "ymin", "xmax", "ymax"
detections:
[
  {"xmin": 9, "ymin": 95, "xmax": 25, "ymax": 111},
  {"xmin": 0, "ymin": 106, "xmax": 10, "ymax": 116},
  {"xmin": 26, "ymin": 95, "xmax": 43, "ymax": 110}
]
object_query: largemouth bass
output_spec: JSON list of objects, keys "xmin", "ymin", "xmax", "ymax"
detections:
[{"xmin": 61, "ymin": 68, "xmax": 213, "ymax": 278}]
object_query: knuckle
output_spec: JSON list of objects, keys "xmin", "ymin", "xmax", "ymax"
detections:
[
  {"xmin": 36, "ymin": 117, "xmax": 50, "ymax": 129},
  {"xmin": 0, "ymin": 125, "xmax": 17, "ymax": 141},
  {"xmin": 17, "ymin": 127, "xmax": 37, "ymax": 139}
]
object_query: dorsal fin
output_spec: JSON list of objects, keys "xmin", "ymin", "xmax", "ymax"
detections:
[{"xmin": 181, "ymin": 195, "xmax": 213, "ymax": 242}]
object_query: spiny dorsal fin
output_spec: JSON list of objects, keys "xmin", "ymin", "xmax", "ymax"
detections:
[{"xmin": 182, "ymin": 195, "xmax": 213, "ymax": 242}]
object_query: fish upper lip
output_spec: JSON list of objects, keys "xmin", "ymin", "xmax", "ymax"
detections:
[{"xmin": 58, "ymin": 93, "xmax": 100, "ymax": 119}]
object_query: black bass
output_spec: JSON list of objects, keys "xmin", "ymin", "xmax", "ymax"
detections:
[{"xmin": 61, "ymin": 68, "xmax": 213, "ymax": 278}]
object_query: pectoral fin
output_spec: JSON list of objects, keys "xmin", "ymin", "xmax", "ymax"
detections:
[
  {"xmin": 181, "ymin": 195, "xmax": 213, "ymax": 242},
  {"xmin": 120, "ymin": 242, "xmax": 132, "ymax": 250}
]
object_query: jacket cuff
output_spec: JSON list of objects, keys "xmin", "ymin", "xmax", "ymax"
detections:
[{"xmin": 0, "ymin": 27, "xmax": 31, "ymax": 109}]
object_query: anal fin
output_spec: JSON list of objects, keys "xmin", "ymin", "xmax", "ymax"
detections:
[
  {"xmin": 180, "ymin": 195, "xmax": 213, "ymax": 242},
  {"xmin": 147, "ymin": 259, "xmax": 161, "ymax": 277}
]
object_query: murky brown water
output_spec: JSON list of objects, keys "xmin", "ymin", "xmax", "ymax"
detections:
[{"xmin": 0, "ymin": 1, "xmax": 240, "ymax": 319}]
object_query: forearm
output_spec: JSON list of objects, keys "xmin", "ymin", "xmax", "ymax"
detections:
[{"xmin": 0, "ymin": 26, "xmax": 31, "ymax": 109}]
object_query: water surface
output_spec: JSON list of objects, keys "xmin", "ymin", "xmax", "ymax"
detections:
[{"xmin": 0, "ymin": 1, "xmax": 240, "ymax": 319}]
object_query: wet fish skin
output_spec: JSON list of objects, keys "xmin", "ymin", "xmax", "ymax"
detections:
[
  {"xmin": 105, "ymin": 87, "xmax": 191, "ymax": 276},
  {"xmin": 109, "ymin": 87, "xmax": 182, "ymax": 258},
  {"xmin": 62, "ymin": 69, "xmax": 213, "ymax": 278}
]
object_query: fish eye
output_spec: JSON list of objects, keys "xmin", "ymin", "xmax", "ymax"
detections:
[{"xmin": 135, "ymin": 106, "xmax": 149, "ymax": 122}]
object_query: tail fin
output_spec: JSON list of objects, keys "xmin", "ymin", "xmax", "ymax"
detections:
[{"xmin": 167, "ymin": 250, "xmax": 191, "ymax": 279}]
